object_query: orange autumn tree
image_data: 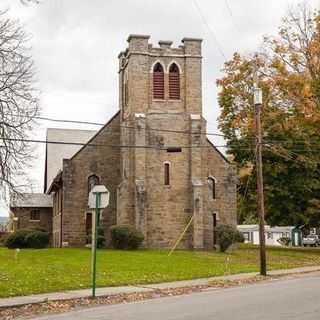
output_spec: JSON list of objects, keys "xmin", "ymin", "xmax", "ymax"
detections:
[{"xmin": 217, "ymin": 4, "xmax": 320, "ymax": 227}]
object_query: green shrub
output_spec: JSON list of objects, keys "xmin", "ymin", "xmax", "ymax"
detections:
[
  {"xmin": 5, "ymin": 228, "xmax": 49, "ymax": 249},
  {"xmin": 235, "ymin": 230, "xmax": 245, "ymax": 243},
  {"xmin": 215, "ymin": 225, "xmax": 245, "ymax": 252},
  {"xmin": 110, "ymin": 224, "xmax": 144, "ymax": 249},
  {"xmin": 5, "ymin": 229, "xmax": 29, "ymax": 249},
  {"xmin": 24, "ymin": 226, "xmax": 46, "ymax": 233},
  {"xmin": 278, "ymin": 236, "xmax": 292, "ymax": 246},
  {"xmin": 25, "ymin": 231, "xmax": 49, "ymax": 248}
]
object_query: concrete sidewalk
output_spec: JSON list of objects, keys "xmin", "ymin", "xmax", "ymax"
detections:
[{"xmin": 1, "ymin": 266, "xmax": 319, "ymax": 308}]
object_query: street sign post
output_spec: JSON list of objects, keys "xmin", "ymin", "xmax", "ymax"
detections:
[{"xmin": 88, "ymin": 185, "xmax": 109, "ymax": 298}]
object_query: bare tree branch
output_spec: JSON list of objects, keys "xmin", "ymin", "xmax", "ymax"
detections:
[{"xmin": 0, "ymin": 9, "xmax": 39, "ymax": 203}]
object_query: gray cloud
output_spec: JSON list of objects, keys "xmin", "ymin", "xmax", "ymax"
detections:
[{"xmin": 0, "ymin": 0, "xmax": 318, "ymax": 214}]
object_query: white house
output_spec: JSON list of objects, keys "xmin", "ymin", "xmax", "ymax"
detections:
[{"xmin": 237, "ymin": 225, "xmax": 295, "ymax": 246}]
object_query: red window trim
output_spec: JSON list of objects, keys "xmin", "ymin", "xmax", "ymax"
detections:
[
  {"xmin": 153, "ymin": 63, "xmax": 164, "ymax": 100},
  {"xmin": 169, "ymin": 64, "xmax": 180, "ymax": 100}
]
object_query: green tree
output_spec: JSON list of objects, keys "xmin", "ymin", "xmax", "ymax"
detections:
[{"xmin": 217, "ymin": 4, "xmax": 320, "ymax": 227}]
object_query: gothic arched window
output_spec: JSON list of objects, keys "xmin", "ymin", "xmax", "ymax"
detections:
[
  {"xmin": 169, "ymin": 63, "xmax": 180, "ymax": 100},
  {"xmin": 88, "ymin": 174, "xmax": 99, "ymax": 195},
  {"xmin": 153, "ymin": 63, "xmax": 164, "ymax": 100},
  {"xmin": 207, "ymin": 177, "xmax": 216, "ymax": 200}
]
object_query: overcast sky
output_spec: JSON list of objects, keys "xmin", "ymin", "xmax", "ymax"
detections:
[{"xmin": 1, "ymin": 0, "xmax": 319, "ymax": 215}]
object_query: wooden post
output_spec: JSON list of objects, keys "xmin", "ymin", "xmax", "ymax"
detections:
[{"xmin": 253, "ymin": 54, "xmax": 267, "ymax": 276}]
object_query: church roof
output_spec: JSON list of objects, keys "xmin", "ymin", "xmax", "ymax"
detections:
[
  {"xmin": 44, "ymin": 128, "xmax": 97, "ymax": 192},
  {"xmin": 10, "ymin": 193, "xmax": 53, "ymax": 208}
]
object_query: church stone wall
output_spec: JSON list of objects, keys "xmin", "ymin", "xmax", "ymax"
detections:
[
  {"xmin": 53, "ymin": 35, "xmax": 236, "ymax": 249},
  {"xmin": 61, "ymin": 113, "xmax": 121, "ymax": 247},
  {"xmin": 202, "ymin": 140, "xmax": 237, "ymax": 248},
  {"xmin": 117, "ymin": 35, "xmax": 237, "ymax": 249},
  {"xmin": 144, "ymin": 113, "xmax": 192, "ymax": 248}
]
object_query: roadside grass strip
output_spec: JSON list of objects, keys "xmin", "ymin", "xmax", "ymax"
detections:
[{"xmin": 1, "ymin": 244, "xmax": 320, "ymax": 298}]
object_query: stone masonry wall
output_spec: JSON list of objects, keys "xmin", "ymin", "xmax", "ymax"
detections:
[
  {"xmin": 52, "ymin": 187, "xmax": 62, "ymax": 247},
  {"xmin": 12, "ymin": 207, "xmax": 52, "ymax": 234},
  {"xmin": 202, "ymin": 140, "xmax": 237, "ymax": 248},
  {"xmin": 117, "ymin": 35, "xmax": 236, "ymax": 249},
  {"xmin": 144, "ymin": 112, "xmax": 192, "ymax": 248},
  {"xmin": 61, "ymin": 112, "xmax": 121, "ymax": 247}
]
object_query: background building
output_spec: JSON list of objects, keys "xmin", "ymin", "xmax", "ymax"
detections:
[{"xmin": 10, "ymin": 194, "xmax": 53, "ymax": 234}]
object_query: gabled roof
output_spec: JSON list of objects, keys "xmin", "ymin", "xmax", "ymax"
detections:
[
  {"xmin": 44, "ymin": 128, "xmax": 97, "ymax": 192},
  {"xmin": 206, "ymin": 138, "xmax": 232, "ymax": 164},
  {"xmin": 10, "ymin": 193, "xmax": 53, "ymax": 208},
  {"xmin": 46, "ymin": 170, "xmax": 62, "ymax": 195},
  {"xmin": 68, "ymin": 111, "xmax": 120, "ymax": 162}
]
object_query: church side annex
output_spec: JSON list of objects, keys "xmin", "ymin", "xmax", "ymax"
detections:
[{"xmin": 47, "ymin": 35, "xmax": 237, "ymax": 249}]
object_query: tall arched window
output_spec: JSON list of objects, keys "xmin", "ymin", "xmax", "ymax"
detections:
[
  {"xmin": 207, "ymin": 177, "xmax": 216, "ymax": 200},
  {"xmin": 169, "ymin": 63, "xmax": 180, "ymax": 100},
  {"xmin": 164, "ymin": 162, "xmax": 170, "ymax": 186},
  {"xmin": 88, "ymin": 174, "xmax": 99, "ymax": 195},
  {"xmin": 153, "ymin": 63, "xmax": 164, "ymax": 100}
]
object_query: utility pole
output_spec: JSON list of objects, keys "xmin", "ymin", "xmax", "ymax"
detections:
[{"xmin": 253, "ymin": 54, "xmax": 267, "ymax": 276}]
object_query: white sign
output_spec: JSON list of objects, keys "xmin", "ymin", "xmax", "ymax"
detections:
[
  {"xmin": 88, "ymin": 185, "xmax": 110, "ymax": 209},
  {"xmin": 254, "ymin": 87, "xmax": 262, "ymax": 105}
]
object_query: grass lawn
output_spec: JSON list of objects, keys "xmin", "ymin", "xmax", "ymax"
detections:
[{"xmin": 0, "ymin": 244, "xmax": 320, "ymax": 298}]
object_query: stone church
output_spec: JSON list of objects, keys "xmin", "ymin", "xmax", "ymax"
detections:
[{"xmin": 45, "ymin": 35, "xmax": 237, "ymax": 249}]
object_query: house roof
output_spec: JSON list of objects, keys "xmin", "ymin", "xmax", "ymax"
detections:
[
  {"xmin": 44, "ymin": 128, "xmax": 97, "ymax": 192},
  {"xmin": 268, "ymin": 226, "xmax": 295, "ymax": 233},
  {"xmin": 10, "ymin": 193, "xmax": 53, "ymax": 208},
  {"xmin": 237, "ymin": 224, "xmax": 295, "ymax": 233},
  {"xmin": 237, "ymin": 224, "xmax": 259, "ymax": 232}
]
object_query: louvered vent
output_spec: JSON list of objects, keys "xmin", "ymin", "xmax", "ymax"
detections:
[
  {"xmin": 169, "ymin": 63, "xmax": 180, "ymax": 100},
  {"xmin": 153, "ymin": 63, "xmax": 164, "ymax": 99}
]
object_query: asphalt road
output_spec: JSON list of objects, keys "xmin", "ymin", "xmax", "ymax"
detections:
[{"xmin": 34, "ymin": 273, "xmax": 320, "ymax": 320}]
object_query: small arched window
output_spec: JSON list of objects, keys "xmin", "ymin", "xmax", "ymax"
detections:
[
  {"xmin": 169, "ymin": 63, "xmax": 180, "ymax": 100},
  {"xmin": 207, "ymin": 177, "xmax": 216, "ymax": 200},
  {"xmin": 153, "ymin": 63, "xmax": 164, "ymax": 100},
  {"xmin": 88, "ymin": 174, "xmax": 99, "ymax": 195}
]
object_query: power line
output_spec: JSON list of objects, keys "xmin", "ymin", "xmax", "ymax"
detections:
[
  {"xmin": 2, "ymin": 137, "xmax": 161, "ymax": 150},
  {"xmin": 34, "ymin": 115, "xmax": 103, "ymax": 126},
  {"xmin": 223, "ymin": 0, "xmax": 247, "ymax": 49},
  {"xmin": 264, "ymin": 139, "xmax": 320, "ymax": 144},
  {"xmin": 5, "ymin": 114, "xmax": 320, "ymax": 148},
  {"xmin": 192, "ymin": 0, "xmax": 227, "ymax": 61},
  {"xmin": 264, "ymin": 146, "xmax": 306, "ymax": 166},
  {"xmin": 5, "ymin": 113, "xmax": 227, "ymax": 137},
  {"xmin": 42, "ymin": 90, "xmax": 118, "ymax": 108},
  {"xmin": 0, "ymin": 136, "xmax": 255, "ymax": 150},
  {"xmin": 265, "ymin": 143, "xmax": 319, "ymax": 167}
]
